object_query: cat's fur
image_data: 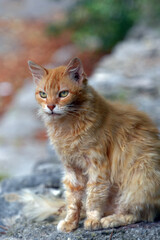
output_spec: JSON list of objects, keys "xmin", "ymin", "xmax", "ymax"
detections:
[{"xmin": 28, "ymin": 57, "xmax": 160, "ymax": 232}]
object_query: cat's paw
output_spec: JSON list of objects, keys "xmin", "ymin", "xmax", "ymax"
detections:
[
  {"xmin": 101, "ymin": 215, "xmax": 122, "ymax": 228},
  {"xmin": 101, "ymin": 217, "xmax": 115, "ymax": 228},
  {"xmin": 84, "ymin": 218, "xmax": 102, "ymax": 230},
  {"xmin": 57, "ymin": 219, "xmax": 78, "ymax": 232},
  {"xmin": 101, "ymin": 214, "xmax": 137, "ymax": 228}
]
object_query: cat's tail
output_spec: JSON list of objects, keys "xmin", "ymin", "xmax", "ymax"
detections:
[{"xmin": 19, "ymin": 190, "xmax": 66, "ymax": 221}]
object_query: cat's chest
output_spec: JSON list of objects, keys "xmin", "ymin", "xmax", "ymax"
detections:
[
  {"xmin": 50, "ymin": 131, "xmax": 91, "ymax": 166},
  {"xmin": 46, "ymin": 119, "xmax": 99, "ymax": 169},
  {"xmin": 53, "ymin": 134, "xmax": 84, "ymax": 156}
]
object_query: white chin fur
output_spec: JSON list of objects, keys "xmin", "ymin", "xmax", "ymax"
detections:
[
  {"xmin": 38, "ymin": 108, "xmax": 66, "ymax": 123},
  {"xmin": 44, "ymin": 106, "xmax": 66, "ymax": 115}
]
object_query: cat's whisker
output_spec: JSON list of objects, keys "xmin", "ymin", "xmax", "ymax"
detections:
[
  {"xmin": 66, "ymin": 106, "xmax": 96, "ymax": 114},
  {"xmin": 65, "ymin": 111, "xmax": 81, "ymax": 118},
  {"xmin": 67, "ymin": 109, "xmax": 96, "ymax": 116},
  {"xmin": 69, "ymin": 109, "xmax": 96, "ymax": 115}
]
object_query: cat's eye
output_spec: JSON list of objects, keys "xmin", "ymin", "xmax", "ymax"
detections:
[
  {"xmin": 39, "ymin": 91, "xmax": 47, "ymax": 98},
  {"xmin": 59, "ymin": 90, "xmax": 69, "ymax": 98}
]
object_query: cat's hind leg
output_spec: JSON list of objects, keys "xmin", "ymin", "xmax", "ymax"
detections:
[
  {"xmin": 101, "ymin": 213, "xmax": 138, "ymax": 228},
  {"xmin": 101, "ymin": 151, "xmax": 160, "ymax": 229}
]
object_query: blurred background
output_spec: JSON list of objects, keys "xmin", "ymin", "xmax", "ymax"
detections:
[{"xmin": 0, "ymin": 0, "xmax": 160, "ymax": 178}]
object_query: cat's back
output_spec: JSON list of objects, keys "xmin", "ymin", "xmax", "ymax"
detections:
[
  {"xmin": 89, "ymin": 86, "xmax": 158, "ymax": 134},
  {"xmin": 105, "ymin": 99, "xmax": 159, "ymax": 143}
]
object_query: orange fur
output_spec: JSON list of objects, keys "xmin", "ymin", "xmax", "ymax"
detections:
[{"xmin": 28, "ymin": 58, "xmax": 160, "ymax": 232}]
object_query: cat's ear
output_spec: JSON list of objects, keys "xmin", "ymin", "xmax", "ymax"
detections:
[
  {"xmin": 28, "ymin": 60, "xmax": 47, "ymax": 84},
  {"xmin": 65, "ymin": 57, "xmax": 85, "ymax": 84}
]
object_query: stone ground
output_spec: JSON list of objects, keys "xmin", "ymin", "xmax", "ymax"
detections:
[
  {"xmin": 0, "ymin": 161, "xmax": 160, "ymax": 240},
  {"xmin": 0, "ymin": 24, "xmax": 160, "ymax": 239},
  {"xmin": 2, "ymin": 221, "xmax": 160, "ymax": 240}
]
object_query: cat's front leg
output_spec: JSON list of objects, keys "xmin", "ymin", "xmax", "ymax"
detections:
[
  {"xmin": 84, "ymin": 164, "xmax": 109, "ymax": 230},
  {"xmin": 57, "ymin": 169, "xmax": 85, "ymax": 232}
]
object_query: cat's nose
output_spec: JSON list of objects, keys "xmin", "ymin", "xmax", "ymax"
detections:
[{"xmin": 47, "ymin": 104, "xmax": 55, "ymax": 111}]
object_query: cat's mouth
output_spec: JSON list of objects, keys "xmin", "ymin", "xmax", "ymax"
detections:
[{"xmin": 46, "ymin": 111, "xmax": 62, "ymax": 116}]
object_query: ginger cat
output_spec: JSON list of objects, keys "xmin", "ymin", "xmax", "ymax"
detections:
[{"xmin": 28, "ymin": 57, "xmax": 160, "ymax": 232}]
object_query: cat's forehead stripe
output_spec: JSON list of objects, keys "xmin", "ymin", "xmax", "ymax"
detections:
[
  {"xmin": 44, "ymin": 69, "xmax": 61, "ymax": 93},
  {"xmin": 49, "ymin": 72, "xmax": 55, "ymax": 90},
  {"xmin": 44, "ymin": 71, "xmax": 53, "ymax": 91}
]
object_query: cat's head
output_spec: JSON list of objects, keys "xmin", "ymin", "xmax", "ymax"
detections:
[{"xmin": 28, "ymin": 57, "xmax": 88, "ymax": 118}]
